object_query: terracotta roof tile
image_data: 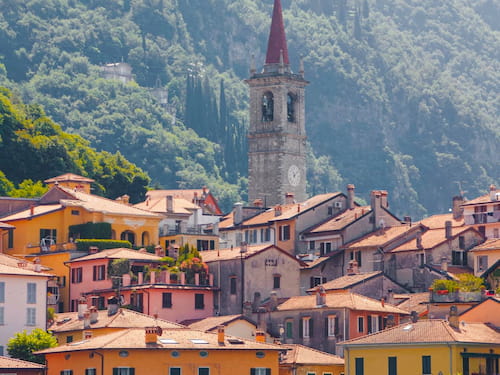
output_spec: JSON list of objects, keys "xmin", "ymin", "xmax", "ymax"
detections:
[
  {"xmin": 146, "ymin": 189, "xmax": 210, "ymax": 201},
  {"xmin": 344, "ymin": 225, "xmax": 414, "ymax": 249},
  {"xmin": 281, "ymin": 344, "xmax": 344, "ymax": 365},
  {"xmin": 341, "ymin": 319, "xmax": 500, "ymax": 346},
  {"xmin": 0, "ymin": 263, "xmax": 53, "ymax": 277},
  {"xmin": 0, "ymin": 221, "xmax": 15, "ymax": 229},
  {"xmin": 392, "ymin": 293, "xmax": 429, "ymax": 316},
  {"xmin": 201, "ymin": 244, "xmax": 294, "ymax": 263},
  {"xmin": 0, "ymin": 204, "xmax": 63, "ymax": 221},
  {"xmin": 134, "ymin": 196, "xmax": 197, "ymax": 215},
  {"xmin": 37, "ymin": 327, "xmax": 284, "ymax": 354},
  {"xmin": 390, "ymin": 227, "xmax": 475, "ymax": 253},
  {"xmin": 461, "ymin": 194, "xmax": 498, "ymax": 206},
  {"xmin": 44, "ymin": 173, "xmax": 95, "ymax": 184},
  {"xmin": 305, "ymin": 206, "xmax": 371, "ymax": 234},
  {"xmin": 307, "ymin": 271, "xmax": 382, "ymax": 292},
  {"xmin": 417, "ymin": 213, "xmax": 464, "ymax": 229},
  {"xmin": 0, "ymin": 253, "xmax": 50, "ymax": 271},
  {"xmin": 49, "ymin": 308, "xmax": 184, "ymax": 333},
  {"xmin": 277, "ymin": 292, "xmax": 409, "ymax": 315},
  {"xmin": 187, "ymin": 315, "xmax": 253, "ymax": 332},
  {"xmin": 0, "ymin": 355, "xmax": 45, "ymax": 369},
  {"xmin": 469, "ymin": 238, "xmax": 500, "ymax": 252},
  {"xmin": 68, "ymin": 248, "xmax": 162, "ymax": 263}
]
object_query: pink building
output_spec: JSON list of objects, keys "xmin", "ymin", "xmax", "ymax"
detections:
[{"xmin": 67, "ymin": 248, "xmax": 215, "ymax": 323}]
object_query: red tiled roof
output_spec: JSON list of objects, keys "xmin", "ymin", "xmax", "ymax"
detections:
[
  {"xmin": 390, "ymin": 227, "xmax": 476, "ymax": 253},
  {"xmin": 304, "ymin": 206, "xmax": 371, "ymax": 235},
  {"xmin": 67, "ymin": 248, "xmax": 162, "ymax": 263},
  {"xmin": 417, "ymin": 213, "xmax": 464, "ymax": 229},
  {"xmin": 0, "ymin": 356, "xmax": 45, "ymax": 369},
  {"xmin": 44, "ymin": 173, "xmax": 95, "ymax": 184},
  {"xmin": 343, "ymin": 225, "xmax": 415, "ymax": 249},
  {"xmin": 392, "ymin": 293, "xmax": 429, "ymax": 316},
  {"xmin": 469, "ymin": 238, "xmax": 500, "ymax": 252},
  {"xmin": 134, "ymin": 196, "xmax": 197, "ymax": 215},
  {"xmin": 0, "ymin": 204, "xmax": 63, "ymax": 221},
  {"xmin": 341, "ymin": 319, "xmax": 500, "ymax": 346},
  {"xmin": 187, "ymin": 315, "xmax": 254, "ymax": 332},
  {"xmin": 461, "ymin": 194, "xmax": 498, "ymax": 206},
  {"xmin": 281, "ymin": 344, "xmax": 344, "ymax": 365},
  {"xmin": 0, "ymin": 263, "xmax": 52, "ymax": 277},
  {"xmin": 307, "ymin": 271, "xmax": 382, "ymax": 292},
  {"xmin": 200, "ymin": 244, "xmax": 304, "ymax": 266}
]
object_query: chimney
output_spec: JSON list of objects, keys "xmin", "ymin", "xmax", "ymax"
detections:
[
  {"xmin": 445, "ymin": 221, "xmax": 452, "ymax": 239},
  {"xmin": 89, "ymin": 306, "xmax": 98, "ymax": 324},
  {"xmin": 83, "ymin": 330, "xmax": 92, "ymax": 340},
  {"xmin": 33, "ymin": 257, "xmax": 41, "ymax": 272},
  {"xmin": 217, "ymin": 326, "xmax": 225, "ymax": 345},
  {"xmin": 370, "ymin": 191, "xmax": 382, "ymax": 230},
  {"xmin": 269, "ymin": 291, "xmax": 278, "ymax": 311},
  {"xmin": 30, "ymin": 205, "xmax": 35, "ymax": 216},
  {"xmin": 121, "ymin": 195, "xmax": 130, "ymax": 205},
  {"xmin": 274, "ymin": 205, "xmax": 282, "ymax": 217},
  {"xmin": 253, "ymin": 199, "xmax": 264, "ymax": 208},
  {"xmin": 285, "ymin": 192, "xmax": 295, "ymax": 205},
  {"xmin": 316, "ymin": 286, "xmax": 326, "ymax": 307},
  {"xmin": 78, "ymin": 298, "xmax": 87, "ymax": 319},
  {"xmin": 381, "ymin": 298, "xmax": 385, "ymax": 307},
  {"xmin": 83, "ymin": 310, "xmax": 91, "ymax": 329},
  {"xmin": 89, "ymin": 246, "xmax": 99, "ymax": 254},
  {"xmin": 403, "ymin": 216, "xmax": 412, "ymax": 225},
  {"xmin": 452, "ymin": 196, "xmax": 464, "ymax": 220},
  {"xmin": 193, "ymin": 191, "xmax": 198, "ymax": 204},
  {"xmin": 380, "ymin": 191, "xmax": 389, "ymax": 208},
  {"xmin": 155, "ymin": 245, "xmax": 165, "ymax": 257},
  {"xmin": 166, "ymin": 195, "xmax": 174, "ymax": 212},
  {"xmin": 490, "ymin": 185, "xmax": 498, "ymax": 201},
  {"xmin": 255, "ymin": 330, "xmax": 266, "ymax": 343},
  {"xmin": 234, "ymin": 202, "xmax": 243, "ymax": 225},
  {"xmin": 145, "ymin": 326, "xmax": 162, "ymax": 345},
  {"xmin": 347, "ymin": 184, "xmax": 355, "ymax": 210},
  {"xmin": 202, "ymin": 186, "xmax": 208, "ymax": 197},
  {"xmin": 252, "ymin": 292, "xmax": 262, "ymax": 313},
  {"xmin": 107, "ymin": 296, "xmax": 119, "ymax": 316},
  {"xmin": 448, "ymin": 305, "xmax": 459, "ymax": 329}
]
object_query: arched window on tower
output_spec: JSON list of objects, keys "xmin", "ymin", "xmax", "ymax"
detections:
[
  {"xmin": 287, "ymin": 93, "xmax": 296, "ymax": 122},
  {"xmin": 262, "ymin": 92, "xmax": 274, "ymax": 122}
]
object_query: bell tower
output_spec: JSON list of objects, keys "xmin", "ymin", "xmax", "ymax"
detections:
[{"xmin": 246, "ymin": 0, "xmax": 308, "ymax": 207}]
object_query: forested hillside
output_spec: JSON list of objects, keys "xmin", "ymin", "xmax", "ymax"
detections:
[{"xmin": 0, "ymin": 0, "xmax": 498, "ymax": 218}]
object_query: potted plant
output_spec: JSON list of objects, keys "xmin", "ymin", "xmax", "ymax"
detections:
[
  {"xmin": 430, "ymin": 279, "xmax": 458, "ymax": 302},
  {"xmin": 456, "ymin": 273, "xmax": 485, "ymax": 302}
]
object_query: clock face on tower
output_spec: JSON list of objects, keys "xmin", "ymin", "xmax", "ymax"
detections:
[{"xmin": 288, "ymin": 165, "xmax": 301, "ymax": 187}]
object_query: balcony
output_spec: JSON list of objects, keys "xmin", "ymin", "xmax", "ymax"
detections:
[{"xmin": 159, "ymin": 225, "xmax": 215, "ymax": 237}]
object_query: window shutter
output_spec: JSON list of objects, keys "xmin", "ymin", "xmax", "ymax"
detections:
[
  {"xmin": 310, "ymin": 277, "xmax": 315, "ymax": 288},
  {"xmin": 113, "ymin": 369, "xmax": 118, "ymax": 375},
  {"xmin": 129, "ymin": 369, "xmax": 135, "ymax": 375},
  {"xmin": 322, "ymin": 277, "xmax": 327, "ymax": 284},
  {"xmin": 266, "ymin": 369, "xmax": 271, "ymax": 375},
  {"xmin": 93, "ymin": 266, "xmax": 97, "ymax": 281},
  {"xmin": 250, "ymin": 369, "xmax": 256, "ymax": 375},
  {"xmin": 379, "ymin": 315, "xmax": 384, "ymax": 330},
  {"xmin": 367, "ymin": 315, "xmax": 372, "ymax": 333},
  {"xmin": 309, "ymin": 318, "xmax": 314, "ymax": 338},
  {"xmin": 334, "ymin": 316, "xmax": 339, "ymax": 335},
  {"xmin": 324, "ymin": 317, "xmax": 328, "ymax": 336},
  {"xmin": 299, "ymin": 319, "xmax": 303, "ymax": 338}
]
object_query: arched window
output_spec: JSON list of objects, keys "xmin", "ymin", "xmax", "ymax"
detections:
[
  {"xmin": 141, "ymin": 231, "xmax": 150, "ymax": 246},
  {"xmin": 262, "ymin": 92, "xmax": 274, "ymax": 122},
  {"xmin": 287, "ymin": 93, "xmax": 296, "ymax": 122},
  {"xmin": 120, "ymin": 230, "xmax": 135, "ymax": 245}
]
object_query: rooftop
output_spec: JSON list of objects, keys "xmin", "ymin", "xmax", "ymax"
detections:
[
  {"xmin": 200, "ymin": 244, "xmax": 303, "ymax": 265},
  {"xmin": 0, "ymin": 262, "xmax": 52, "ymax": 278},
  {"xmin": 187, "ymin": 314, "xmax": 255, "ymax": 332},
  {"xmin": 67, "ymin": 248, "xmax": 162, "ymax": 263},
  {"xmin": 343, "ymin": 225, "xmax": 416, "ymax": 249},
  {"xmin": 390, "ymin": 227, "xmax": 477, "ymax": 253},
  {"xmin": 341, "ymin": 319, "xmax": 500, "ymax": 346},
  {"xmin": 44, "ymin": 173, "xmax": 95, "ymax": 184},
  {"xmin": 281, "ymin": 344, "xmax": 344, "ymax": 366},
  {"xmin": 0, "ymin": 355, "xmax": 45, "ymax": 369},
  {"xmin": 303, "ymin": 206, "xmax": 370, "ymax": 235},
  {"xmin": 417, "ymin": 213, "xmax": 464, "ymax": 229},
  {"xmin": 469, "ymin": 238, "xmax": 500, "ymax": 252},
  {"xmin": 307, "ymin": 271, "xmax": 383, "ymax": 292}
]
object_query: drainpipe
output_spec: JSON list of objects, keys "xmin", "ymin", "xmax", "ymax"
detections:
[
  {"xmin": 343, "ymin": 307, "xmax": 347, "ymax": 341},
  {"xmin": 345, "ymin": 347, "xmax": 350, "ymax": 375},
  {"xmin": 63, "ymin": 262, "xmax": 71, "ymax": 312},
  {"xmin": 447, "ymin": 343, "xmax": 453, "ymax": 375},
  {"xmin": 91, "ymin": 351, "xmax": 104, "ymax": 375},
  {"xmin": 143, "ymin": 289, "xmax": 151, "ymax": 315}
]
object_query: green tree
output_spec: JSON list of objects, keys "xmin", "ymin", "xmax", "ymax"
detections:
[
  {"xmin": 7, "ymin": 329, "xmax": 57, "ymax": 364},
  {"xmin": 8, "ymin": 179, "xmax": 48, "ymax": 198}
]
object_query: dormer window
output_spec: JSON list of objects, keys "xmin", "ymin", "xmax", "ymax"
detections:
[
  {"xmin": 262, "ymin": 92, "xmax": 274, "ymax": 122},
  {"xmin": 287, "ymin": 93, "xmax": 296, "ymax": 122}
]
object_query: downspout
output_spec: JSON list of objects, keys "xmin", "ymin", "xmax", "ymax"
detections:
[
  {"xmin": 63, "ymin": 262, "xmax": 71, "ymax": 312},
  {"xmin": 447, "ymin": 343, "xmax": 453, "ymax": 375},
  {"xmin": 92, "ymin": 351, "xmax": 104, "ymax": 375},
  {"xmin": 217, "ymin": 260, "xmax": 221, "ymax": 315},
  {"xmin": 345, "ymin": 347, "xmax": 350, "ymax": 375},
  {"xmin": 143, "ymin": 289, "xmax": 150, "ymax": 315},
  {"xmin": 343, "ymin": 307, "xmax": 347, "ymax": 341}
]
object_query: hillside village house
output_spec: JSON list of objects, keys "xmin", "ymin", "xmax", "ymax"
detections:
[
  {"xmin": 0, "ymin": 255, "xmax": 52, "ymax": 356},
  {"xmin": 219, "ymin": 192, "xmax": 348, "ymax": 254},
  {"xmin": 468, "ymin": 238, "xmax": 500, "ymax": 279},
  {"xmin": 280, "ymin": 344, "xmax": 344, "ymax": 375},
  {"xmin": 48, "ymin": 306, "xmax": 184, "ymax": 344},
  {"xmin": 201, "ymin": 244, "xmax": 305, "ymax": 316},
  {"xmin": 37, "ymin": 326, "xmax": 284, "ymax": 375},
  {"xmin": 462, "ymin": 185, "xmax": 500, "ymax": 239},
  {"xmin": 258, "ymin": 288, "xmax": 409, "ymax": 355},
  {"xmin": 341, "ymin": 314, "xmax": 500, "ymax": 375},
  {"xmin": 0, "ymin": 173, "xmax": 162, "ymax": 312},
  {"xmin": 459, "ymin": 296, "xmax": 500, "ymax": 327},
  {"xmin": 0, "ymin": 221, "xmax": 14, "ymax": 253},
  {"xmin": 134, "ymin": 188, "xmax": 222, "ymax": 252},
  {"xmin": 0, "ymin": 356, "xmax": 45, "ymax": 375},
  {"xmin": 66, "ymin": 247, "xmax": 216, "ymax": 323}
]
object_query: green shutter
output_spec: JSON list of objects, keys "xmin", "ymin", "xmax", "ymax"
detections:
[
  {"xmin": 129, "ymin": 368, "xmax": 135, "ymax": 375},
  {"xmin": 299, "ymin": 319, "xmax": 303, "ymax": 338},
  {"xmin": 113, "ymin": 369, "xmax": 118, "ymax": 375},
  {"xmin": 266, "ymin": 369, "xmax": 271, "ymax": 375},
  {"xmin": 250, "ymin": 369, "xmax": 256, "ymax": 375},
  {"xmin": 355, "ymin": 358, "xmax": 364, "ymax": 375},
  {"xmin": 309, "ymin": 318, "xmax": 314, "ymax": 337},
  {"xmin": 388, "ymin": 357, "xmax": 397, "ymax": 375}
]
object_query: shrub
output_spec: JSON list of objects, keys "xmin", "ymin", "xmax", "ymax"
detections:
[{"xmin": 75, "ymin": 239, "xmax": 131, "ymax": 252}]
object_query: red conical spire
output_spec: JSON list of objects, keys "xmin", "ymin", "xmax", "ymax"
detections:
[{"xmin": 265, "ymin": 0, "xmax": 289, "ymax": 65}]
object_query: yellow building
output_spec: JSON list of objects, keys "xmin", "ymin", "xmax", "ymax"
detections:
[
  {"xmin": 0, "ymin": 173, "xmax": 162, "ymax": 312},
  {"xmin": 37, "ymin": 326, "xmax": 283, "ymax": 375},
  {"xmin": 341, "ymin": 317, "xmax": 500, "ymax": 375},
  {"xmin": 279, "ymin": 344, "xmax": 344, "ymax": 375}
]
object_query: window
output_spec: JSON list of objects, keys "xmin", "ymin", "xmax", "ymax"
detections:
[
  {"xmin": 494, "ymin": 228, "xmax": 499, "ymax": 238},
  {"xmin": 357, "ymin": 316, "xmax": 364, "ymax": 333},
  {"xmin": 0, "ymin": 345, "xmax": 3, "ymax": 356},
  {"xmin": 287, "ymin": 93, "xmax": 295, "ymax": 122},
  {"xmin": 195, "ymin": 294, "xmax": 205, "ymax": 309},
  {"xmin": 60, "ymin": 371, "xmax": 73, "ymax": 375},
  {"xmin": 26, "ymin": 307, "xmax": 36, "ymax": 326},
  {"xmin": 91, "ymin": 296, "xmax": 105, "ymax": 310},
  {"xmin": 261, "ymin": 228, "xmax": 271, "ymax": 242},
  {"xmin": 367, "ymin": 315, "xmax": 379, "ymax": 333},
  {"xmin": 356, "ymin": 251, "xmax": 362, "ymax": 267},
  {"xmin": 279, "ymin": 225, "xmax": 290, "ymax": 241},
  {"xmin": 162, "ymin": 292, "xmax": 172, "ymax": 308},
  {"xmin": 113, "ymin": 368, "xmax": 135, "ymax": 375},
  {"xmin": 418, "ymin": 253, "xmax": 425, "ymax": 266},
  {"xmin": 477, "ymin": 255, "xmax": 488, "ymax": 272},
  {"xmin": 452, "ymin": 250, "xmax": 467, "ymax": 266},
  {"xmin": 27, "ymin": 283, "xmax": 37, "ymax": 303},
  {"xmin": 71, "ymin": 267, "xmax": 83, "ymax": 283},
  {"xmin": 0, "ymin": 306, "xmax": 4, "ymax": 325},
  {"xmin": 262, "ymin": 92, "xmax": 274, "ymax": 122},
  {"xmin": 285, "ymin": 321, "xmax": 293, "ymax": 339},
  {"xmin": 58, "ymin": 276, "xmax": 66, "ymax": 287},
  {"xmin": 422, "ymin": 356, "xmax": 431, "ymax": 375},
  {"xmin": 310, "ymin": 276, "xmax": 326, "ymax": 288},
  {"xmin": 355, "ymin": 358, "xmax": 364, "ymax": 375},
  {"xmin": 250, "ymin": 369, "xmax": 271, "ymax": 375},
  {"xmin": 71, "ymin": 210, "xmax": 80, "ymax": 215},
  {"xmin": 93, "ymin": 265, "xmax": 106, "ymax": 281},
  {"xmin": 198, "ymin": 368, "xmax": 210, "ymax": 375},
  {"xmin": 458, "ymin": 236, "xmax": 465, "ymax": 249},
  {"xmin": 7, "ymin": 229, "xmax": 13, "ymax": 249},
  {"xmin": 309, "ymin": 241, "xmax": 315, "ymax": 250},
  {"xmin": 169, "ymin": 368, "xmax": 181, "ymax": 375},
  {"xmin": 306, "ymin": 373, "xmax": 316, "ymax": 375},
  {"xmin": 0, "ymin": 281, "xmax": 4, "ymax": 303},
  {"xmin": 327, "ymin": 315, "xmax": 338, "ymax": 337},
  {"xmin": 40, "ymin": 228, "xmax": 57, "ymax": 242},
  {"xmin": 301, "ymin": 317, "xmax": 313, "ymax": 338},
  {"xmin": 85, "ymin": 369, "xmax": 97, "ymax": 375},
  {"xmin": 230, "ymin": 277, "xmax": 237, "ymax": 295},
  {"xmin": 388, "ymin": 356, "xmax": 397, "ymax": 375},
  {"xmin": 66, "ymin": 336, "xmax": 73, "ymax": 343},
  {"xmin": 273, "ymin": 275, "xmax": 281, "ymax": 289}
]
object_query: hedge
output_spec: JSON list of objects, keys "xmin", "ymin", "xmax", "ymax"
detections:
[
  {"xmin": 69, "ymin": 222, "xmax": 112, "ymax": 239},
  {"xmin": 75, "ymin": 239, "xmax": 132, "ymax": 252}
]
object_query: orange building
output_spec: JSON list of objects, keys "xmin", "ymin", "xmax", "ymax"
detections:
[{"xmin": 37, "ymin": 326, "xmax": 283, "ymax": 375}]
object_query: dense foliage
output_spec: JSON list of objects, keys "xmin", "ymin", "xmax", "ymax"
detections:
[
  {"xmin": 0, "ymin": 0, "xmax": 498, "ymax": 217},
  {"xmin": 7, "ymin": 328, "xmax": 57, "ymax": 364}
]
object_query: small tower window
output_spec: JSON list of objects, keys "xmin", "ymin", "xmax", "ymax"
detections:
[
  {"xmin": 287, "ymin": 93, "xmax": 296, "ymax": 122},
  {"xmin": 262, "ymin": 92, "xmax": 274, "ymax": 122}
]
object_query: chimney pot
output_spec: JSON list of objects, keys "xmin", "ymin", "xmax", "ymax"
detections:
[
  {"xmin": 145, "ymin": 326, "xmax": 162, "ymax": 344},
  {"xmin": 445, "ymin": 221, "xmax": 452, "ymax": 239},
  {"xmin": 347, "ymin": 184, "xmax": 355, "ymax": 210},
  {"xmin": 490, "ymin": 185, "xmax": 498, "ymax": 201},
  {"xmin": 217, "ymin": 325, "xmax": 225, "ymax": 345},
  {"xmin": 285, "ymin": 193, "xmax": 294, "ymax": 205},
  {"xmin": 255, "ymin": 330, "xmax": 266, "ymax": 343}
]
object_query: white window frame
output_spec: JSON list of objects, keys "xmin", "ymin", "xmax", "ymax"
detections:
[
  {"xmin": 327, "ymin": 315, "xmax": 337, "ymax": 337},
  {"xmin": 26, "ymin": 307, "xmax": 36, "ymax": 326},
  {"xmin": 371, "ymin": 315, "xmax": 379, "ymax": 333},
  {"xmin": 253, "ymin": 369, "xmax": 269, "ymax": 375},
  {"xmin": 85, "ymin": 369, "xmax": 97, "ymax": 375},
  {"xmin": 302, "ymin": 316, "xmax": 310, "ymax": 338},
  {"xmin": 114, "ymin": 368, "xmax": 134, "ymax": 375},
  {"xmin": 357, "ymin": 316, "xmax": 364, "ymax": 333},
  {"xmin": 27, "ymin": 282, "xmax": 37, "ymax": 304},
  {"xmin": 61, "ymin": 370, "xmax": 73, "ymax": 375}
]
